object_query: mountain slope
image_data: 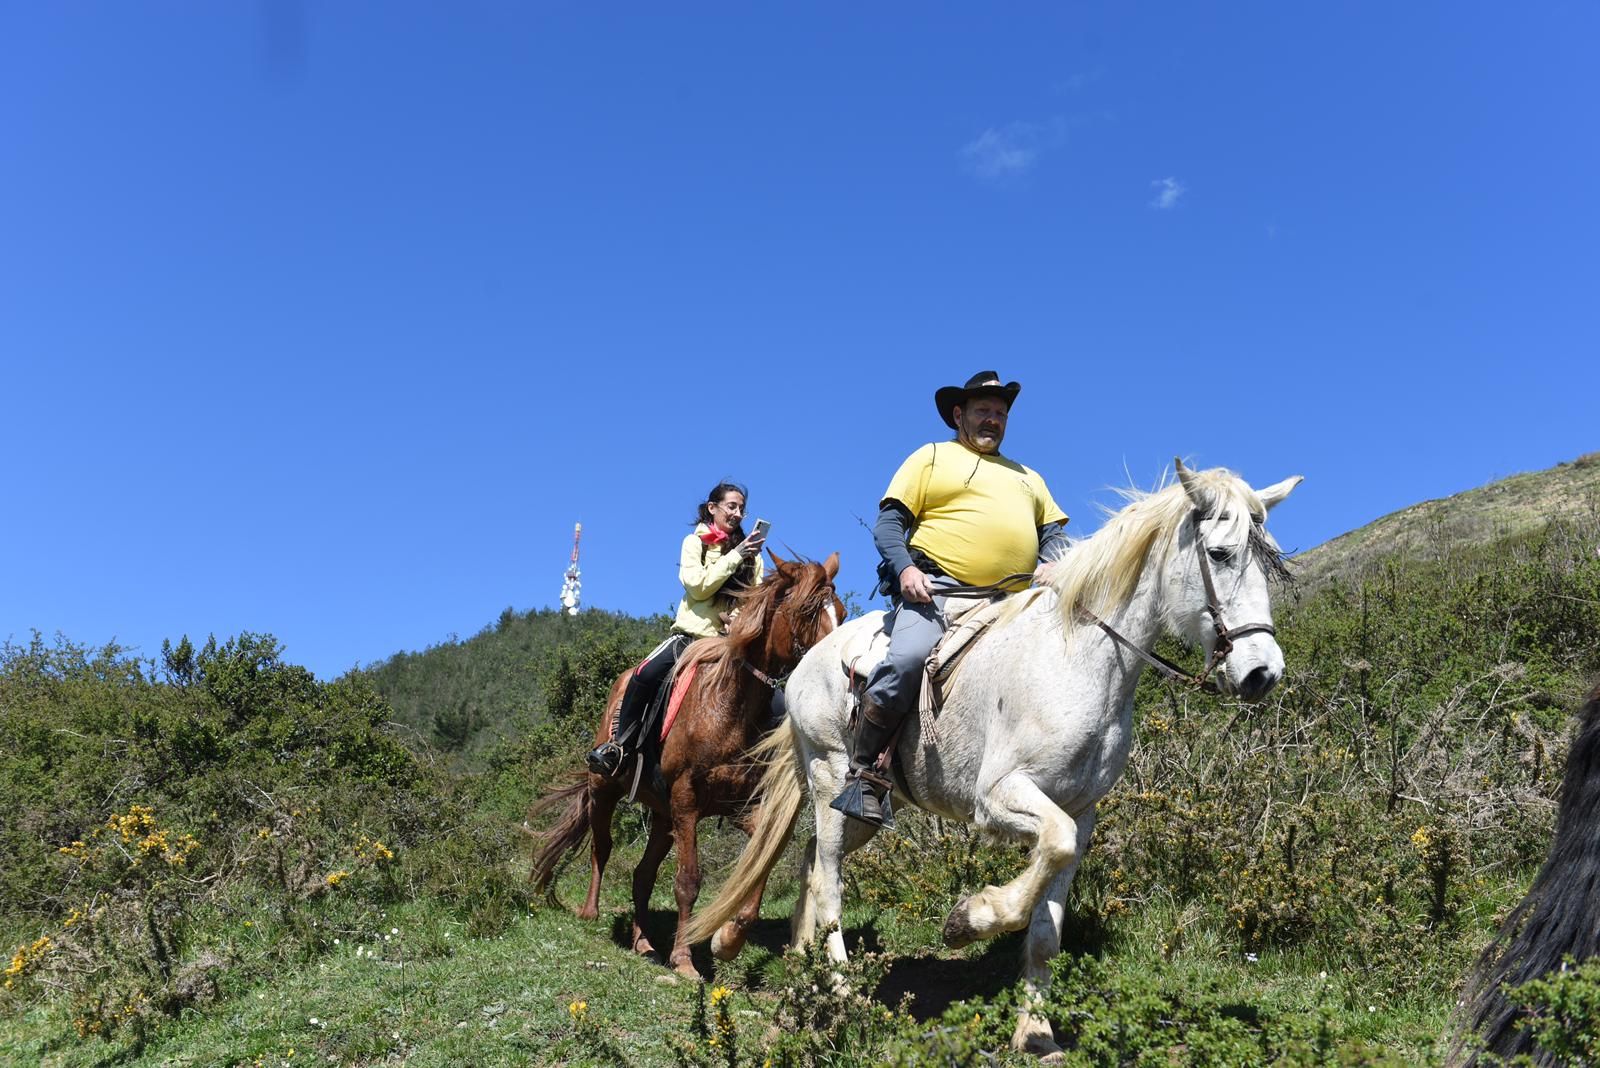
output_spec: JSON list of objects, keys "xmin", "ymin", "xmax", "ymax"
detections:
[{"xmin": 1291, "ymin": 452, "xmax": 1600, "ymax": 591}]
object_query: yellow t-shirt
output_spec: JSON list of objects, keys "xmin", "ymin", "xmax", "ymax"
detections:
[{"xmin": 882, "ymin": 441, "xmax": 1068, "ymax": 586}]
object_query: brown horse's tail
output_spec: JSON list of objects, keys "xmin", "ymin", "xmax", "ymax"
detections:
[
  {"xmin": 682, "ymin": 720, "xmax": 805, "ymax": 946},
  {"xmin": 525, "ymin": 770, "xmax": 593, "ymax": 896}
]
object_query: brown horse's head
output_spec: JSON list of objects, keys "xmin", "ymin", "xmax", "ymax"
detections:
[{"xmin": 724, "ymin": 549, "xmax": 844, "ymax": 671}]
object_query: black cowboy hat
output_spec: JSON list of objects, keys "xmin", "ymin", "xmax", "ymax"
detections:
[{"xmin": 934, "ymin": 371, "xmax": 1021, "ymax": 429}]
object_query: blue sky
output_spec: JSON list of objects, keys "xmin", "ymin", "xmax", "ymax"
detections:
[{"xmin": 3, "ymin": 3, "xmax": 1596, "ymax": 679}]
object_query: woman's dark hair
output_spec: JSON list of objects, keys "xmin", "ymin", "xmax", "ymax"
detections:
[{"xmin": 695, "ymin": 480, "xmax": 758, "ymax": 591}]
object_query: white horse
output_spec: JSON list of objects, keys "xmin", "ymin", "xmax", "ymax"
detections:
[{"xmin": 684, "ymin": 460, "xmax": 1301, "ymax": 1059}]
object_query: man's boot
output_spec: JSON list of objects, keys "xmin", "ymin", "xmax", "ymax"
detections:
[{"xmin": 830, "ymin": 698, "xmax": 900, "ymax": 827}]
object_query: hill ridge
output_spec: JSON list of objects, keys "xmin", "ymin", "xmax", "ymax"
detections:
[{"xmin": 1292, "ymin": 451, "xmax": 1600, "ymax": 590}]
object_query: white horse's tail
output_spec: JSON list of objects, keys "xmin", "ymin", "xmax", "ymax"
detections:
[{"xmin": 682, "ymin": 720, "xmax": 804, "ymax": 946}]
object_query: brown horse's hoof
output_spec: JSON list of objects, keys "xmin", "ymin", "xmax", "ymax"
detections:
[
  {"xmin": 671, "ymin": 956, "xmax": 702, "ymax": 980},
  {"xmin": 942, "ymin": 899, "xmax": 980, "ymax": 949},
  {"xmin": 575, "ymin": 906, "xmax": 599, "ymax": 921},
  {"xmin": 631, "ymin": 934, "xmax": 657, "ymax": 958}
]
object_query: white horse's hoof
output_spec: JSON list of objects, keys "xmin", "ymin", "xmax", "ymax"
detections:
[
  {"xmin": 1013, "ymin": 1017, "xmax": 1063, "ymax": 1060},
  {"xmin": 943, "ymin": 893, "xmax": 1002, "ymax": 948},
  {"xmin": 943, "ymin": 899, "xmax": 981, "ymax": 948}
]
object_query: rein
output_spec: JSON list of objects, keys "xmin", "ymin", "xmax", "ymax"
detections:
[
  {"xmin": 1086, "ymin": 510, "xmax": 1276, "ymax": 695},
  {"xmin": 933, "ymin": 573, "xmax": 1036, "ymax": 599},
  {"xmin": 737, "ymin": 658, "xmax": 789, "ymax": 690}
]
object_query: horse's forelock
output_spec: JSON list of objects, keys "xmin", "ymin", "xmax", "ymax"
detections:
[
  {"xmin": 724, "ymin": 566, "xmax": 796, "ymax": 652},
  {"xmin": 786, "ymin": 564, "xmax": 842, "ymax": 644}
]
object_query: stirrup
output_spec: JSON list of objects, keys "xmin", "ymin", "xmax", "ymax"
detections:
[
  {"xmin": 585, "ymin": 741, "xmax": 625, "ymax": 777},
  {"xmin": 829, "ymin": 768, "xmax": 895, "ymax": 831}
]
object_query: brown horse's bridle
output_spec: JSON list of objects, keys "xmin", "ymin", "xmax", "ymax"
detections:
[{"xmin": 1087, "ymin": 509, "xmax": 1276, "ymax": 695}]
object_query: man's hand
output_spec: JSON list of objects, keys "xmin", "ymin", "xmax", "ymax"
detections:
[
  {"xmin": 1033, "ymin": 560, "xmax": 1059, "ymax": 585},
  {"xmin": 899, "ymin": 565, "xmax": 935, "ymax": 604},
  {"xmin": 738, "ymin": 533, "xmax": 765, "ymax": 559}
]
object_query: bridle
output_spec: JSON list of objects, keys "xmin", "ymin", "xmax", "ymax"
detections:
[{"xmin": 1086, "ymin": 509, "xmax": 1276, "ymax": 695}]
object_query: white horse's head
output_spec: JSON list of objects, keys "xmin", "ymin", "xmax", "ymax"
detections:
[
  {"xmin": 1041, "ymin": 459, "xmax": 1302, "ymax": 702},
  {"xmin": 1164, "ymin": 458, "xmax": 1302, "ymax": 702}
]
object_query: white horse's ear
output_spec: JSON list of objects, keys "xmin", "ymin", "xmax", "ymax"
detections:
[
  {"xmin": 1174, "ymin": 457, "xmax": 1205, "ymax": 507},
  {"xmin": 1257, "ymin": 475, "xmax": 1304, "ymax": 512}
]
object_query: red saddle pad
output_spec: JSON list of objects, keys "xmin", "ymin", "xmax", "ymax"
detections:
[{"xmin": 659, "ymin": 662, "xmax": 699, "ymax": 742}]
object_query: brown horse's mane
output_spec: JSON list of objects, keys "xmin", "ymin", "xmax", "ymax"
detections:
[{"xmin": 669, "ymin": 557, "xmax": 832, "ymax": 713}]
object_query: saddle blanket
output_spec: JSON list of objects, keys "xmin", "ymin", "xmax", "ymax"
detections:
[{"xmin": 659, "ymin": 662, "xmax": 699, "ymax": 742}]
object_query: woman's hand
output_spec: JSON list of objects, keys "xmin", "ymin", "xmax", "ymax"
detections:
[{"xmin": 738, "ymin": 533, "xmax": 765, "ymax": 559}]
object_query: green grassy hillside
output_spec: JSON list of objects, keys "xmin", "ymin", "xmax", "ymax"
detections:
[
  {"xmin": 365, "ymin": 607, "xmax": 667, "ymax": 762},
  {"xmin": 1292, "ymin": 451, "xmax": 1600, "ymax": 592},
  {"xmin": 4, "ymin": 464, "xmax": 1600, "ymax": 1065}
]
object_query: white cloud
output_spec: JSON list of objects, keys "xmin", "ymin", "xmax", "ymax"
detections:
[
  {"xmin": 1150, "ymin": 177, "xmax": 1186, "ymax": 210},
  {"xmin": 962, "ymin": 124, "xmax": 1040, "ymax": 181},
  {"xmin": 1054, "ymin": 67, "xmax": 1105, "ymax": 93}
]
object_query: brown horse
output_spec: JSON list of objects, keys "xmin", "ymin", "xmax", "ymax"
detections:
[{"xmin": 528, "ymin": 549, "xmax": 844, "ymax": 976}]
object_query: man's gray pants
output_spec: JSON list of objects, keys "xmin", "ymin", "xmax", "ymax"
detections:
[{"xmin": 863, "ymin": 577, "xmax": 964, "ymax": 721}]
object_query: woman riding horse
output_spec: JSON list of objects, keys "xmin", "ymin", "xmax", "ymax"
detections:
[{"xmin": 586, "ymin": 480, "xmax": 766, "ymax": 777}]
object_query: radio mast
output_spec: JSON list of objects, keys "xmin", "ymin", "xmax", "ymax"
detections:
[{"xmin": 559, "ymin": 523, "xmax": 582, "ymax": 615}]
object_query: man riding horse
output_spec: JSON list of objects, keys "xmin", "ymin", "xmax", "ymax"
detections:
[{"xmin": 838, "ymin": 371, "xmax": 1071, "ymax": 826}]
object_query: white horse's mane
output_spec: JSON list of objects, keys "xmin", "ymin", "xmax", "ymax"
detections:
[{"xmin": 1017, "ymin": 467, "xmax": 1268, "ymax": 630}]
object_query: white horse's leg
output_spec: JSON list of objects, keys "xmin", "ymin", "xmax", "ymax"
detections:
[
  {"xmin": 808, "ymin": 752, "xmax": 880, "ymax": 963},
  {"xmin": 1011, "ymin": 808, "xmax": 1097, "ymax": 1059},
  {"xmin": 943, "ymin": 770, "xmax": 1077, "ymax": 949}
]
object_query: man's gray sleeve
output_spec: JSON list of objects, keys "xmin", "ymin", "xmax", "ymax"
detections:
[
  {"xmin": 1038, "ymin": 521, "xmax": 1071, "ymax": 563},
  {"xmin": 874, "ymin": 503, "xmax": 918, "ymax": 577}
]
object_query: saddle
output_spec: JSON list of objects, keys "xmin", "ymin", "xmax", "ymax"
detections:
[
  {"xmin": 619, "ymin": 665, "xmax": 688, "ymax": 803},
  {"xmin": 840, "ymin": 587, "xmax": 1048, "ymax": 745}
]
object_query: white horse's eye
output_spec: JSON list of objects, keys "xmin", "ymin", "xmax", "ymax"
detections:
[{"xmin": 1207, "ymin": 546, "xmax": 1235, "ymax": 564}]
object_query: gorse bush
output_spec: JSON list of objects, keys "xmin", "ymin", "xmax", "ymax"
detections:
[
  {"xmin": 1088, "ymin": 519, "xmax": 1600, "ymax": 992},
  {"xmin": 0, "ymin": 631, "xmax": 529, "ymax": 1046},
  {"xmin": 1500, "ymin": 957, "xmax": 1600, "ymax": 1065}
]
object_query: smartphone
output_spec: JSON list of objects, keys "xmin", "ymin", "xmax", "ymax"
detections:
[{"xmin": 752, "ymin": 518, "xmax": 771, "ymax": 540}]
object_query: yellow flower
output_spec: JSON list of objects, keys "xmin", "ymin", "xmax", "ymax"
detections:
[
  {"xmin": 709, "ymin": 985, "xmax": 731, "ymax": 1005},
  {"xmin": 326, "ymin": 870, "xmax": 350, "ymax": 887},
  {"xmin": 5, "ymin": 936, "xmax": 53, "ymax": 980},
  {"xmin": 1410, "ymin": 826, "xmax": 1432, "ymax": 851},
  {"xmin": 568, "ymin": 999, "xmax": 588, "ymax": 1019}
]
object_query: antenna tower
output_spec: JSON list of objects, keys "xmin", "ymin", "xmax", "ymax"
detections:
[{"xmin": 559, "ymin": 522, "xmax": 582, "ymax": 615}]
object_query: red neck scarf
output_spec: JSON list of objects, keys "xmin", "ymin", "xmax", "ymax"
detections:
[{"xmin": 699, "ymin": 525, "xmax": 730, "ymax": 546}]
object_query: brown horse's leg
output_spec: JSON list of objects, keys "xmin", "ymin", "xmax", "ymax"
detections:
[
  {"xmin": 630, "ymin": 814, "xmax": 674, "ymax": 958},
  {"xmin": 578, "ymin": 779, "xmax": 621, "ymax": 921},
  {"xmin": 667, "ymin": 805, "xmax": 705, "ymax": 977}
]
